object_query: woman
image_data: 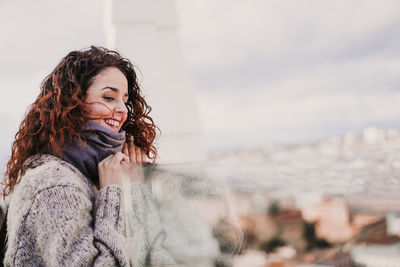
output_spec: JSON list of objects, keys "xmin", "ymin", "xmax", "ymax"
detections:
[{"xmin": 2, "ymin": 46, "xmax": 158, "ymax": 266}]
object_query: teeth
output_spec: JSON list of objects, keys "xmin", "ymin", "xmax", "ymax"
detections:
[{"xmin": 105, "ymin": 119, "xmax": 120, "ymax": 127}]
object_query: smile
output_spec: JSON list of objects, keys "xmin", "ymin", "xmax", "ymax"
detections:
[{"xmin": 104, "ymin": 119, "xmax": 120, "ymax": 128}]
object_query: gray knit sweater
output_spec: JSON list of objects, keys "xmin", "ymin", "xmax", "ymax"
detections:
[
  {"xmin": 5, "ymin": 154, "xmax": 130, "ymax": 266},
  {"xmin": 4, "ymin": 154, "xmax": 225, "ymax": 267}
]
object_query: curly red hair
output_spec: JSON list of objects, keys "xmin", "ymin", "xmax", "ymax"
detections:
[{"xmin": 2, "ymin": 46, "xmax": 158, "ymax": 196}]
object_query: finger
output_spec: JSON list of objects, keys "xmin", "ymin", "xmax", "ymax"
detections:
[
  {"xmin": 128, "ymin": 139, "xmax": 136, "ymax": 163},
  {"xmin": 113, "ymin": 151, "xmax": 129, "ymax": 164},
  {"xmin": 135, "ymin": 146, "xmax": 142, "ymax": 164},
  {"xmin": 123, "ymin": 142, "xmax": 129, "ymax": 157}
]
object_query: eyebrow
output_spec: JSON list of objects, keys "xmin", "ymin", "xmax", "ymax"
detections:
[{"xmin": 101, "ymin": 86, "xmax": 129, "ymax": 97}]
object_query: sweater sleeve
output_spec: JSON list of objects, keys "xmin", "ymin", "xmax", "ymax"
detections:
[{"xmin": 12, "ymin": 184, "xmax": 128, "ymax": 266}]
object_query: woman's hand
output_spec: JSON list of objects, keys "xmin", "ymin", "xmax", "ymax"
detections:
[
  {"xmin": 121, "ymin": 138, "xmax": 147, "ymax": 184},
  {"xmin": 98, "ymin": 138, "xmax": 148, "ymax": 188},
  {"xmin": 123, "ymin": 138, "xmax": 147, "ymax": 164},
  {"xmin": 98, "ymin": 152, "xmax": 130, "ymax": 188}
]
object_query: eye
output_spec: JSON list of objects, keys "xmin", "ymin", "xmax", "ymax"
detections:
[{"xmin": 103, "ymin": 96, "xmax": 115, "ymax": 101}]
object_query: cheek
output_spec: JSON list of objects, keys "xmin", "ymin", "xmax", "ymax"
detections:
[
  {"xmin": 84, "ymin": 103, "xmax": 113, "ymax": 119},
  {"xmin": 121, "ymin": 113, "xmax": 128, "ymax": 124}
]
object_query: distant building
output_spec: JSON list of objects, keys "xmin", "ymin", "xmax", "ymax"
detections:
[
  {"xmin": 301, "ymin": 196, "xmax": 389, "ymax": 244},
  {"xmin": 303, "ymin": 197, "xmax": 356, "ymax": 243},
  {"xmin": 232, "ymin": 249, "xmax": 268, "ymax": 267},
  {"xmin": 355, "ymin": 218, "xmax": 400, "ymax": 245},
  {"xmin": 351, "ymin": 242, "xmax": 400, "ymax": 267},
  {"xmin": 363, "ymin": 127, "xmax": 386, "ymax": 144},
  {"xmin": 239, "ymin": 209, "xmax": 307, "ymax": 253},
  {"xmin": 352, "ymin": 214, "xmax": 381, "ymax": 229},
  {"xmin": 106, "ymin": 0, "xmax": 206, "ymax": 165},
  {"xmin": 386, "ymin": 211, "xmax": 400, "ymax": 236}
]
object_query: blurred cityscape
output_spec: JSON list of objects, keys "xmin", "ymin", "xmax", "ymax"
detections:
[
  {"xmin": 191, "ymin": 127, "xmax": 400, "ymax": 266},
  {"xmin": 1, "ymin": 127, "xmax": 399, "ymax": 266}
]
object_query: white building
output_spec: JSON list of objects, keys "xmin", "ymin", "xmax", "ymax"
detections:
[
  {"xmin": 387, "ymin": 211, "xmax": 400, "ymax": 236},
  {"xmin": 105, "ymin": 0, "xmax": 206, "ymax": 164},
  {"xmin": 351, "ymin": 242, "xmax": 400, "ymax": 267}
]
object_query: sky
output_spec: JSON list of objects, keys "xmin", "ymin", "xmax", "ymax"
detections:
[
  {"xmin": 175, "ymin": 0, "xmax": 400, "ymax": 149},
  {"xmin": 0, "ymin": 0, "xmax": 400, "ymax": 162}
]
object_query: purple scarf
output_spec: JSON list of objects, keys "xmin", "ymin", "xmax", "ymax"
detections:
[{"xmin": 62, "ymin": 121, "xmax": 126, "ymax": 183}]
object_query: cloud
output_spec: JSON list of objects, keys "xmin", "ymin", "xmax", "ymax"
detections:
[
  {"xmin": 196, "ymin": 56, "xmax": 400, "ymax": 148},
  {"xmin": 175, "ymin": 0, "xmax": 400, "ymax": 148},
  {"xmin": 176, "ymin": 0, "xmax": 400, "ymax": 71},
  {"xmin": 1, "ymin": 0, "xmax": 399, "ymax": 151}
]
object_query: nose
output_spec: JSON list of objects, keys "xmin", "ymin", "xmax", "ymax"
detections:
[{"xmin": 114, "ymin": 99, "xmax": 128, "ymax": 115}]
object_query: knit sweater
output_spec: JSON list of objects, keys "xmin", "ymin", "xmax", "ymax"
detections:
[
  {"xmin": 4, "ymin": 154, "xmax": 226, "ymax": 266},
  {"xmin": 5, "ymin": 154, "xmax": 130, "ymax": 266}
]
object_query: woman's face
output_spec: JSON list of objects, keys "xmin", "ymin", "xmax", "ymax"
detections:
[{"xmin": 84, "ymin": 67, "xmax": 129, "ymax": 132}]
